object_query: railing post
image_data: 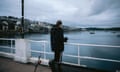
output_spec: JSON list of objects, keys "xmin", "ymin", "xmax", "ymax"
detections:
[
  {"xmin": 43, "ymin": 41, "xmax": 46, "ymax": 59},
  {"xmin": 10, "ymin": 40, "xmax": 13, "ymax": 53},
  {"xmin": 78, "ymin": 45, "xmax": 80, "ymax": 65},
  {"xmin": 14, "ymin": 39, "xmax": 31, "ymax": 63}
]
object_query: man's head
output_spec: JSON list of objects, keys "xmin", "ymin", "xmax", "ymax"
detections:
[{"xmin": 56, "ymin": 20, "xmax": 62, "ymax": 28}]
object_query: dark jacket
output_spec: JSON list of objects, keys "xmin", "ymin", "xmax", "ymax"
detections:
[{"xmin": 50, "ymin": 27, "xmax": 65, "ymax": 52}]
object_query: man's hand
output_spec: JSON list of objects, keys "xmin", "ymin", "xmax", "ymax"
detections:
[{"xmin": 64, "ymin": 37, "xmax": 68, "ymax": 42}]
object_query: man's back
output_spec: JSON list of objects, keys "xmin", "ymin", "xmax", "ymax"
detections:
[{"xmin": 50, "ymin": 26, "xmax": 64, "ymax": 52}]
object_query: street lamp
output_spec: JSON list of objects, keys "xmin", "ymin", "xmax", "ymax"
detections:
[{"xmin": 21, "ymin": 0, "xmax": 24, "ymax": 38}]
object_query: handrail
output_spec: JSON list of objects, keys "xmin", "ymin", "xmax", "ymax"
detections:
[
  {"xmin": 29, "ymin": 40, "xmax": 120, "ymax": 66},
  {"xmin": 80, "ymin": 56, "xmax": 120, "ymax": 63},
  {"xmin": 0, "ymin": 38, "xmax": 15, "ymax": 54},
  {"xmin": 65, "ymin": 43, "xmax": 120, "ymax": 48},
  {"xmin": 0, "ymin": 38, "xmax": 15, "ymax": 41},
  {"xmin": 0, "ymin": 38, "xmax": 120, "ymax": 70},
  {"xmin": 29, "ymin": 40, "xmax": 48, "ymax": 43},
  {"xmin": 0, "ymin": 46, "xmax": 13, "ymax": 49},
  {"xmin": 64, "ymin": 42, "xmax": 120, "ymax": 65}
]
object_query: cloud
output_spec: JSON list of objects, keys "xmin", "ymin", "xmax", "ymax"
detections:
[
  {"xmin": 69, "ymin": 0, "xmax": 120, "ymax": 26},
  {"xmin": 0, "ymin": 0, "xmax": 120, "ymax": 27},
  {"xmin": 0, "ymin": 0, "xmax": 21, "ymax": 17}
]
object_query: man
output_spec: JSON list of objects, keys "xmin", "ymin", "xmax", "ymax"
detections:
[{"xmin": 50, "ymin": 20, "xmax": 67, "ymax": 62}]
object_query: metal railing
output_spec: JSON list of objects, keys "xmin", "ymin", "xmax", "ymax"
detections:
[
  {"xmin": 0, "ymin": 38, "xmax": 15, "ymax": 58},
  {"xmin": 64, "ymin": 43, "xmax": 120, "ymax": 66},
  {"xmin": 29, "ymin": 40, "xmax": 51, "ymax": 59},
  {"xmin": 0, "ymin": 38, "xmax": 120, "ymax": 70},
  {"xmin": 29, "ymin": 40, "xmax": 120, "ymax": 66}
]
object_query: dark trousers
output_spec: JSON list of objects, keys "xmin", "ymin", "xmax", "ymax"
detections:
[
  {"xmin": 54, "ymin": 50, "xmax": 62, "ymax": 62},
  {"xmin": 53, "ymin": 50, "xmax": 62, "ymax": 72},
  {"xmin": 49, "ymin": 60, "xmax": 62, "ymax": 72},
  {"xmin": 49, "ymin": 49, "xmax": 63, "ymax": 72}
]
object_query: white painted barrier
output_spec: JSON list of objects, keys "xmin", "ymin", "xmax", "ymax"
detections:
[{"xmin": 14, "ymin": 39, "xmax": 31, "ymax": 63}]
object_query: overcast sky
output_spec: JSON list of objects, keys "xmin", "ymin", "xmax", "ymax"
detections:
[{"xmin": 0, "ymin": 0, "xmax": 120, "ymax": 27}]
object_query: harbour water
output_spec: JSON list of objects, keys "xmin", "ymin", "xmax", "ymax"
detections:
[
  {"xmin": 0, "ymin": 30, "xmax": 120, "ymax": 71},
  {"xmin": 25, "ymin": 30, "xmax": 120, "ymax": 72}
]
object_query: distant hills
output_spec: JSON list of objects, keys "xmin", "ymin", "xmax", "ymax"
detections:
[
  {"xmin": 0, "ymin": 16, "xmax": 120, "ymax": 34},
  {"xmin": 85, "ymin": 27, "xmax": 120, "ymax": 31},
  {"xmin": 0, "ymin": 16, "xmax": 73, "ymax": 33}
]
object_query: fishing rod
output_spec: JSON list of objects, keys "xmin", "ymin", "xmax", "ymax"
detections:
[{"xmin": 34, "ymin": 53, "xmax": 42, "ymax": 72}]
